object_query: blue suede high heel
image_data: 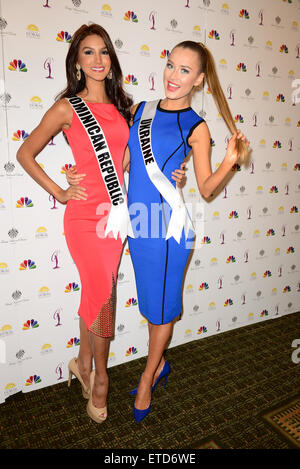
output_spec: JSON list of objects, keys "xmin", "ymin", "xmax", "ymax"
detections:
[
  {"xmin": 133, "ymin": 399, "xmax": 151, "ymax": 423},
  {"xmin": 130, "ymin": 361, "xmax": 171, "ymax": 396}
]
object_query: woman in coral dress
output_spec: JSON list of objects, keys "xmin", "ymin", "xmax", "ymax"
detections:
[{"xmin": 17, "ymin": 24, "xmax": 133, "ymax": 423}]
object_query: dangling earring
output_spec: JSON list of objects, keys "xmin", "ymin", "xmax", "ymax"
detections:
[
  {"xmin": 76, "ymin": 64, "xmax": 81, "ymax": 81},
  {"xmin": 107, "ymin": 69, "xmax": 112, "ymax": 80}
]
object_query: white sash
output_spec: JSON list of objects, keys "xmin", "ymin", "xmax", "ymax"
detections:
[
  {"xmin": 138, "ymin": 100, "xmax": 195, "ymax": 243},
  {"xmin": 67, "ymin": 96, "xmax": 133, "ymax": 242}
]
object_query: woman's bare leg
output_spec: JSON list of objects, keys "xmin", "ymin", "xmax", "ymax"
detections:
[
  {"xmin": 89, "ymin": 332, "xmax": 111, "ymax": 415},
  {"xmin": 135, "ymin": 321, "xmax": 173, "ymax": 410},
  {"xmin": 76, "ymin": 317, "xmax": 93, "ymax": 388}
]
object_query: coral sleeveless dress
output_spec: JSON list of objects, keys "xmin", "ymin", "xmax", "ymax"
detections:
[{"xmin": 63, "ymin": 100, "xmax": 129, "ymax": 337}]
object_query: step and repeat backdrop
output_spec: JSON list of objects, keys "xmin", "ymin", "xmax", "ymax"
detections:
[{"xmin": 0, "ymin": 0, "xmax": 299, "ymax": 403}]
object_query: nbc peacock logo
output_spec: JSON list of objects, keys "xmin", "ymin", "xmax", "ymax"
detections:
[
  {"xmin": 65, "ymin": 282, "xmax": 80, "ymax": 293},
  {"xmin": 16, "ymin": 197, "xmax": 33, "ymax": 208},
  {"xmin": 273, "ymin": 140, "xmax": 282, "ymax": 149},
  {"xmin": 266, "ymin": 228, "xmax": 275, "ymax": 236},
  {"xmin": 286, "ymin": 246, "xmax": 294, "ymax": 254},
  {"xmin": 19, "ymin": 259, "xmax": 36, "ymax": 270},
  {"xmin": 224, "ymin": 298, "xmax": 233, "ymax": 306},
  {"xmin": 160, "ymin": 49, "xmax": 170, "ymax": 59},
  {"xmin": 198, "ymin": 282, "xmax": 209, "ymax": 291},
  {"xmin": 201, "ymin": 236, "xmax": 211, "ymax": 244},
  {"xmin": 293, "ymin": 163, "xmax": 300, "ymax": 171},
  {"xmin": 260, "ymin": 310, "xmax": 268, "ymax": 317},
  {"xmin": 56, "ymin": 31, "xmax": 72, "ymax": 43},
  {"xmin": 61, "ymin": 163, "xmax": 73, "ymax": 174},
  {"xmin": 236, "ymin": 62, "xmax": 247, "ymax": 72},
  {"xmin": 25, "ymin": 375, "xmax": 41, "ymax": 386},
  {"xmin": 276, "ymin": 93, "xmax": 285, "ymax": 102},
  {"xmin": 263, "ymin": 270, "xmax": 272, "ymax": 278},
  {"xmin": 290, "ymin": 206, "xmax": 298, "ymax": 213},
  {"xmin": 229, "ymin": 210, "xmax": 238, "ymax": 219},
  {"xmin": 12, "ymin": 130, "xmax": 29, "ymax": 141},
  {"xmin": 66, "ymin": 337, "xmax": 80, "ymax": 348},
  {"xmin": 8, "ymin": 59, "xmax": 27, "ymax": 72},
  {"xmin": 226, "ymin": 255, "xmax": 236, "ymax": 263},
  {"xmin": 208, "ymin": 30, "xmax": 220, "ymax": 40},
  {"xmin": 283, "ymin": 286, "xmax": 291, "ymax": 293},
  {"xmin": 197, "ymin": 326, "xmax": 207, "ymax": 334},
  {"xmin": 126, "ymin": 347, "xmax": 137, "ymax": 356},
  {"xmin": 234, "ymin": 114, "xmax": 244, "ymax": 123},
  {"xmin": 269, "ymin": 186, "xmax": 278, "ymax": 193},
  {"xmin": 279, "ymin": 44, "xmax": 288, "ymax": 53},
  {"xmin": 124, "ymin": 11, "xmax": 138, "ymax": 22},
  {"xmin": 239, "ymin": 9, "xmax": 249, "ymax": 19},
  {"xmin": 22, "ymin": 319, "xmax": 39, "ymax": 330},
  {"xmin": 124, "ymin": 74, "xmax": 138, "ymax": 85},
  {"xmin": 125, "ymin": 298, "xmax": 138, "ymax": 307}
]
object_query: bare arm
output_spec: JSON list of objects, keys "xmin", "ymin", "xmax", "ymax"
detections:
[
  {"xmin": 189, "ymin": 122, "xmax": 249, "ymax": 199},
  {"xmin": 16, "ymin": 99, "xmax": 87, "ymax": 203}
]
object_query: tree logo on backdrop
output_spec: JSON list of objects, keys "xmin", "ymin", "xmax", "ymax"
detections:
[
  {"xmin": 8, "ymin": 227, "xmax": 18, "ymax": 239},
  {"xmin": 43, "ymin": 0, "xmax": 51, "ymax": 8},
  {"xmin": 0, "ymin": 17, "xmax": 8, "ymax": 30},
  {"xmin": 185, "ymin": 0, "xmax": 190, "ymax": 7},
  {"xmin": 149, "ymin": 10, "xmax": 157, "ymax": 30},
  {"xmin": 115, "ymin": 39, "xmax": 123, "ymax": 50},
  {"xmin": 4, "ymin": 161, "xmax": 14, "ymax": 173},
  {"xmin": 0, "ymin": 92, "xmax": 12, "ymax": 105},
  {"xmin": 44, "ymin": 57, "xmax": 54, "ymax": 79},
  {"xmin": 229, "ymin": 30, "xmax": 236, "ymax": 46}
]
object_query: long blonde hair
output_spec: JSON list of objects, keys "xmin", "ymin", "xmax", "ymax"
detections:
[{"xmin": 174, "ymin": 41, "xmax": 250, "ymax": 163}]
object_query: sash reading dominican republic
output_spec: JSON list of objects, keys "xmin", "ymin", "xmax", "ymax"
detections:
[
  {"xmin": 67, "ymin": 96, "xmax": 133, "ymax": 242},
  {"xmin": 138, "ymin": 100, "xmax": 195, "ymax": 244}
]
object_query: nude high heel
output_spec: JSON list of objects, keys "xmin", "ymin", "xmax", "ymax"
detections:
[
  {"xmin": 86, "ymin": 370, "xmax": 107, "ymax": 423},
  {"xmin": 68, "ymin": 357, "xmax": 90, "ymax": 399}
]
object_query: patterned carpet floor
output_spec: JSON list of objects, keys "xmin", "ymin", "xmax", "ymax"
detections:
[{"xmin": 1, "ymin": 312, "xmax": 299, "ymax": 449}]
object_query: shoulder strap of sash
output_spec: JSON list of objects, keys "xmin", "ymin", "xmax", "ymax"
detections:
[
  {"xmin": 138, "ymin": 100, "xmax": 194, "ymax": 243},
  {"xmin": 67, "ymin": 96, "xmax": 133, "ymax": 241}
]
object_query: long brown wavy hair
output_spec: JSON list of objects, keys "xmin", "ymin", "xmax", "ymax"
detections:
[
  {"xmin": 174, "ymin": 41, "xmax": 250, "ymax": 163},
  {"xmin": 56, "ymin": 23, "xmax": 133, "ymax": 124}
]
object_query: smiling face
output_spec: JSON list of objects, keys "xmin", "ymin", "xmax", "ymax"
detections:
[
  {"xmin": 76, "ymin": 34, "xmax": 111, "ymax": 83},
  {"xmin": 163, "ymin": 46, "xmax": 204, "ymax": 104}
]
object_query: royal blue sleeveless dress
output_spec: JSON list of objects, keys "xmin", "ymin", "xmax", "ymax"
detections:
[{"xmin": 127, "ymin": 100, "xmax": 205, "ymax": 325}]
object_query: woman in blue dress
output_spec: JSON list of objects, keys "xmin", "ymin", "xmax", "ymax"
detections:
[
  {"xmin": 125, "ymin": 41, "xmax": 249, "ymax": 423},
  {"xmin": 68, "ymin": 40, "xmax": 250, "ymax": 423}
]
